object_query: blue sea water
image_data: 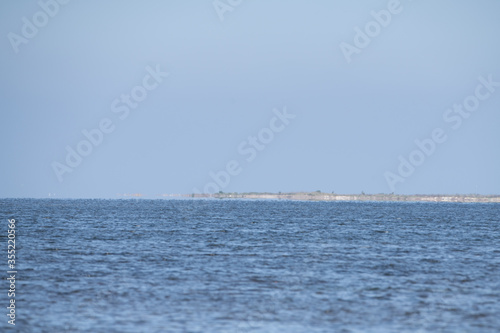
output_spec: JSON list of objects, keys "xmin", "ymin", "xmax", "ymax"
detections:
[{"xmin": 1, "ymin": 199, "xmax": 499, "ymax": 332}]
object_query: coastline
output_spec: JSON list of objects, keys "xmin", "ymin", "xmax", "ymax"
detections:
[{"xmin": 187, "ymin": 192, "xmax": 500, "ymax": 203}]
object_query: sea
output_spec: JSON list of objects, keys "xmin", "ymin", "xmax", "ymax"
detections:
[{"xmin": 1, "ymin": 199, "xmax": 499, "ymax": 333}]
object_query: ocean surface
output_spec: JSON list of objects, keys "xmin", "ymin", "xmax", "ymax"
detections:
[{"xmin": 1, "ymin": 199, "xmax": 499, "ymax": 332}]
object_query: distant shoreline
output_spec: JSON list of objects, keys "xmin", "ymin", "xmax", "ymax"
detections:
[{"xmin": 186, "ymin": 192, "xmax": 500, "ymax": 203}]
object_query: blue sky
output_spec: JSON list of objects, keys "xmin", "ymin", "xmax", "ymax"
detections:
[{"xmin": 1, "ymin": 0, "xmax": 499, "ymax": 198}]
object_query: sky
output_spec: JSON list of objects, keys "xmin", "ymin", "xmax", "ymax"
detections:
[{"xmin": 1, "ymin": 0, "xmax": 499, "ymax": 198}]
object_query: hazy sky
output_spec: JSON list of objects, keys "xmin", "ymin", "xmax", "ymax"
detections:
[{"xmin": 1, "ymin": 0, "xmax": 499, "ymax": 198}]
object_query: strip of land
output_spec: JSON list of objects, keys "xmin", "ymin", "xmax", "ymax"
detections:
[{"xmin": 187, "ymin": 192, "xmax": 500, "ymax": 203}]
